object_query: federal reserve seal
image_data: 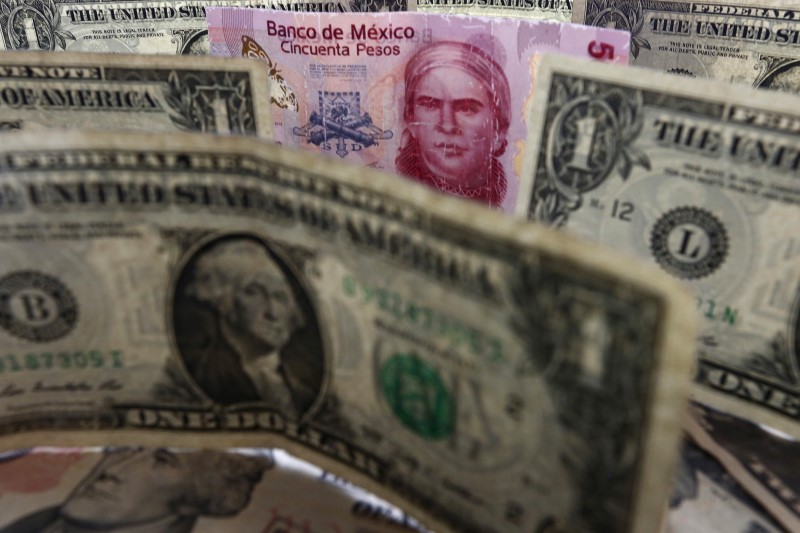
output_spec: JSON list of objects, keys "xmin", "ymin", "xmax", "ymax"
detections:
[
  {"xmin": 0, "ymin": 271, "xmax": 78, "ymax": 342},
  {"xmin": 650, "ymin": 207, "xmax": 728, "ymax": 280}
]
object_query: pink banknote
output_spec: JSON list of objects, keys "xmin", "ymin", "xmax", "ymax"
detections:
[{"xmin": 208, "ymin": 10, "xmax": 629, "ymax": 212}]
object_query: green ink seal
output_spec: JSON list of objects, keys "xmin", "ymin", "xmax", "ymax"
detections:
[{"xmin": 379, "ymin": 353, "xmax": 453, "ymax": 440}]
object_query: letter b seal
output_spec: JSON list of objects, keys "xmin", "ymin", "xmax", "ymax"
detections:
[{"xmin": 0, "ymin": 271, "xmax": 78, "ymax": 342}]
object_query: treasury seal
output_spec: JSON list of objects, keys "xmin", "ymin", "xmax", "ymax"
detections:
[
  {"xmin": 0, "ymin": 271, "xmax": 78, "ymax": 342},
  {"xmin": 650, "ymin": 207, "xmax": 728, "ymax": 280},
  {"xmin": 379, "ymin": 352, "xmax": 454, "ymax": 440}
]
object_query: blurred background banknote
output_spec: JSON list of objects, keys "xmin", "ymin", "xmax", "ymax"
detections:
[
  {"xmin": 0, "ymin": 51, "xmax": 272, "ymax": 137},
  {"xmin": 572, "ymin": 0, "xmax": 800, "ymax": 90},
  {"xmin": 0, "ymin": 131, "xmax": 694, "ymax": 532},
  {"xmin": 0, "ymin": 446, "xmax": 425, "ymax": 532},
  {"xmin": 207, "ymin": 9, "xmax": 630, "ymax": 212},
  {"xmin": 415, "ymin": 0, "xmax": 572, "ymax": 23},
  {"xmin": 519, "ymin": 55, "xmax": 800, "ymax": 440},
  {"xmin": 667, "ymin": 438, "xmax": 784, "ymax": 533},
  {"xmin": 686, "ymin": 403, "xmax": 800, "ymax": 532},
  {"xmin": 0, "ymin": 0, "xmax": 408, "ymax": 57}
]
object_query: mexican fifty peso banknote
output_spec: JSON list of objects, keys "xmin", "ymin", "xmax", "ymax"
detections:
[
  {"xmin": 0, "ymin": 131, "xmax": 694, "ymax": 532},
  {"xmin": 0, "ymin": 51, "xmax": 272, "ymax": 137},
  {"xmin": 207, "ymin": 9, "xmax": 630, "ymax": 213},
  {"xmin": 519, "ymin": 55, "xmax": 800, "ymax": 439},
  {"xmin": 0, "ymin": 0, "xmax": 408, "ymax": 57},
  {"xmin": 415, "ymin": 0, "xmax": 572, "ymax": 24},
  {"xmin": 0, "ymin": 447, "xmax": 424, "ymax": 532},
  {"xmin": 573, "ymin": 0, "xmax": 800, "ymax": 90}
]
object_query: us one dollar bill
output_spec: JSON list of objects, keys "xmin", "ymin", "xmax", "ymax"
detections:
[
  {"xmin": 0, "ymin": 51, "xmax": 271, "ymax": 136},
  {"xmin": 415, "ymin": 0, "xmax": 572, "ymax": 23},
  {"xmin": 667, "ymin": 438, "xmax": 784, "ymax": 533},
  {"xmin": 685, "ymin": 403, "xmax": 799, "ymax": 532},
  {"xmin": 0, "ymin": 131, "xmax": 694, "ymax": 532},
  {"xmin": 572, "ymin": 0, "xmax": 800, "ymax": 89},
  {"xmin": 207, "ymin": 9, "xmax": 630, "ymax": 213},
  {"xmin": 518, "ymin": 55, "xmax": 800, "ymax": 439},
  {"xmin": 0, "ymin": 0, "xmax": 408, "ymax": 57},
  {"xmin": 0, "ymin": 447, "xmax": 420, "ymax": 532}
]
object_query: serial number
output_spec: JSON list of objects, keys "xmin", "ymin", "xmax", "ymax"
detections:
[
  {"xmin": 0, "ymin": 350, "xmax": 123, "ymax": 373},
  {"xmin": 342, "ymin": 275, "xmax": 504, "ymax": 363}
]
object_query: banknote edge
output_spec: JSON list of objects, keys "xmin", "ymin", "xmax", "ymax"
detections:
[
  {"xmin": 517, "ymin": 54, "xmax": 800, "ymax": 441},
  {"xmin": 0, "ymin": 129, "xmax": 698, "ymax": 533},
  {"xmin": 684, "ymin": 409, "xmax": 800, "ymax": 532},
  {"xmin": 0, "ymin": 49, "xmax": 274, "ymax": 140}
]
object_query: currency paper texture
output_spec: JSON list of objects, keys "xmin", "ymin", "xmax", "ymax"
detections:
[
  {"xmin": 667, "ymin": 439, "xmax": 783, "ymax": 533},
  {"xmin": 207, "ymin": 9, "xmax": 630, "ymax": 212},
  {"xmin": 519, "ymin": 55, "xmax": 800, "ymax": 439},
  {"xmin": 415, "ymin": 0, "xmax": 572, "ymax": 23},
  {"xmin": 0, "ymin": 51, "xmax": 272, "ymax": 137},
  {"xmin": 572, "ymin": 0, "xmax": 800, "ymax": 89},
  {"xmin": 0, "ymin": 0, "xmax": 408, "ymax": 57},
  {"xmin": 686, "ymin": 403, "xmax": 800, "ymax": 532},
  {"xmin": 0, "ymin": 131, "xmax": 694, "ymax": 533},
  {"xmin": 0, "ymin": 447, "xmax": 423, "ymax": 532}
]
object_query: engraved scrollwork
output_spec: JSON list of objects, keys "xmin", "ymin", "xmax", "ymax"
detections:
[
  {"xmin": 171, "ymin": 29, "xmax": 195, "ymax": 53},
  {"xmin": 753, "ymin": 53, "xmax": 800, "ymax": 91},
  {"xmin": 532, "ymin": 77, "xmax": 650, "ymax": 226},
  {"xmin": 742, "ymin": 283, "xmax": 800, "ymax": 385},
  {"xmin": 584, "ymin": 0, "xmax": 650, "ymax": 59},
  {"xmin": 160, "ymin": 228, "xmax": 216, "ymax": 253},
  {"xmin": 0, "ymin": 0, "xmax": 74, "ymax": 50},
  {"xmin": 162, "ymin": 70, "xmax": 256, "ymax": 134},
  {"xmin": 744, "ymin": 332, "xmax": 794, "ymax": 384},
  {"xmin": 172, "ymin": 28, "xmax": 208, "ymax": 55}
]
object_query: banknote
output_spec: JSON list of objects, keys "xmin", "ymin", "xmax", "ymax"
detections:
[
  {"xmin": 0, "ymin": 0, "xmax": 409, "ymax": 57},
  {"xmin": 0, "ymin": 131, "xmax": 694, "ymax": 532},
  {"xmin": 318, "ymin": 469, "xmax": 428, "ymax": 532},
  {"xmin": 519, "ymin": 55, "xmax": 800, "ymax": 439},
  {"xmin": 0, "ymin": 51, "xmax": 271, "ymax": 137},
  {"xmin": 415, "ymin": 0, "xmax": 571, "ymax": 23},
  {"xmin": 207, "ymin": 9, "xmax": 630, "ymax": 212},
  {"xmin": 0, "ymin": 446, "xmax": 419, "ymax": 532},
  {"xmin": 572, "ymin": 0, "xmax": 800, "ymax": 90},
  {"xmin": 667, "ymin": 438, "xmax": 784, "ymax": 533},
  {"xmin": 685, "ymin": 403, "xmax": 800, "ymax": 532}
]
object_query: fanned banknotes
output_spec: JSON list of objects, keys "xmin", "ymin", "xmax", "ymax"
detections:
[
  {"xmin": 0, "ymin": 447, "xmax": 422, "ymax": 532},
  {"xmin": 207, "ymin": 9, "xmax": 630, "ymax": 212},
  {"xmin": 686, "ymin": 403, "xmax": 800, "ymax": 532},
  {"xmin": 0, "ymin": 0, "xmax": 408, "ymax": 57},
  {"xmin": 519, "ymin": 55, "xmax": 800, "ymax": 439},
  {"xmin": 0, "ymin": 51, "xmax": 272, "ymax": 136},
  {"xmin": 667, "ymin": 439, "xmax": 783, "ymax": 533},
  {"xmin": 573, "ymin": 0, "xmax": 800, "ymax": 89},
  {"xmin": 0, "ymin": 131, "xmax": 693, "ymax": 532}
]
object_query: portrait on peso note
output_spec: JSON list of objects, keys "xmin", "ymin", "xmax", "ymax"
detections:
[
  {"xmin": 171, "ymin": 234, "xmax": 325, "ymax": 419},
  {"xmin": 396, "ymin": 41, "xmax": 511, "ymax": 208}
]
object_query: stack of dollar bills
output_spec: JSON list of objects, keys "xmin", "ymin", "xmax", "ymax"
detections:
[{"xmin": 0, "ymin": 0, "xmax": 796, "ymax": 531}]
